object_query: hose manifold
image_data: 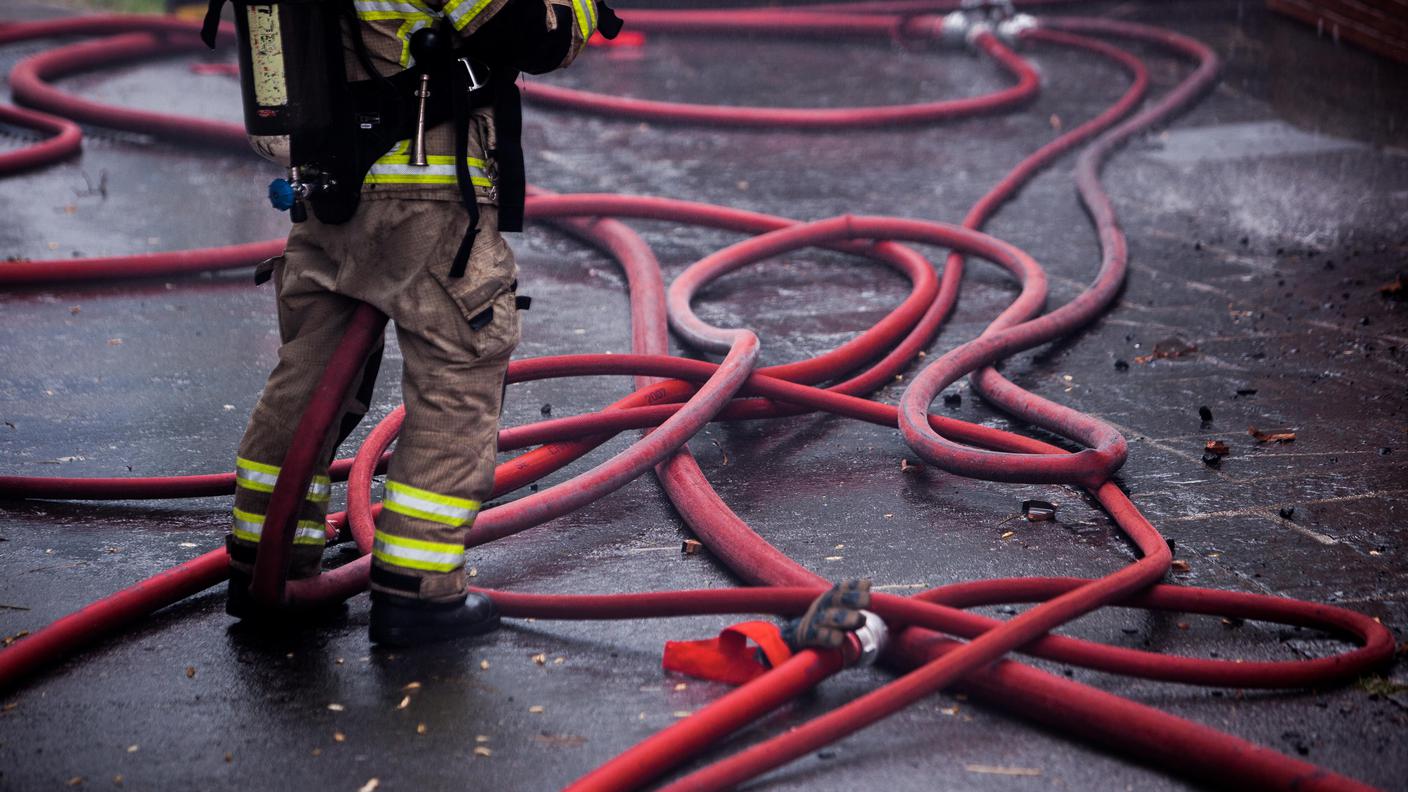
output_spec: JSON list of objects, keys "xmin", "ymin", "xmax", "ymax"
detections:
[{"xmin": 941, "ymin": 2, "xmax": 1035, "ymax": 48}]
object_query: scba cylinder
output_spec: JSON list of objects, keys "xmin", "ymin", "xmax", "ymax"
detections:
[{"xmin": 232, "ymin": 0, "xmax": 342, "ymax": 165}]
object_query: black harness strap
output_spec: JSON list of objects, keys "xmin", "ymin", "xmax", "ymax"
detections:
[
  {"xmin": 200, "ymin": 0, "xmax": 226, "ymax": 49},
  {"xmin": 491, "ymin": 69, "xmax": 526, "ymax": 233},
  {"xmin": 448, "ymin": 57, "xmax": 482, "ymax": 279}
]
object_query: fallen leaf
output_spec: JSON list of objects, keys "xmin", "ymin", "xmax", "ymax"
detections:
[
  {"xmin": 402, "ymin": 681, "xmax": 421, "ymax": 691},
  {"xmin": 1248, "ymin": 427, "xmax": 1296, "ymax": 443},
  {"xmin": 474, "ymin": 746, "xmax": 492, "ymax": 757},
  {"xmin": 1378, "ymin": 274, "xmax": 1406, "ymax": 300},
  {"xmin": 900, "ymin": 458, "xmax": 921, "ymax": 473},
  {"xmin": 1000, "ymin": 531, "xmax": 1015, "ymax": 540},
  {"xmin": 333, "ymin": 731, "xmax": 346, "ymax": 743},
  {"xmin": 185, "ymin": 666, "xmax": 196, "ymax": 679},
  {"xmin": 1134, "ymin": 337, "xmax": 1197, "ymax": 364},
  {"xmin": 532, "ymin": 653, "xmax": 547, "ymax": 665},
  {"xmin": 475, "ymin": 735, "xmax": 490, "ymax": 743},
  {"xmin": 397, "ymin": 696, "xmax": 411, "ymax": 710},
  {"xmin": 529, "ymin": 705, "xmax": 545, "ymax": 714},
  {"xmin": 416, "ymin": 723, "xmax": 427, "ymax": 735},
  {"xmin": 327, "ymin": 703, "xmax": 345, "ymax": 712},
  {"xmin": 680, "ymin": 539, "xmax": 702, "ymax": 555},
  {"xmin": 1204, "ymin": 440, "xmax": 1229, "ymax": 456},
  {"xmin": 107, "ymin": 338, "xmax": 123, "ymax": 346},
  {"xmin": 357, "ymin": 779, "xmax": 380, "ymax": 792},
  {"xmin": 673, "ymin": 683, "xmax": 687, "ymax": 691},
  {"xmin": 672, "ymin": 711, "xmax": 691, "ymax": 718},
  {"xmin": 1170, "ymin": 560, "xmax": 1191, "ymax": 573},
  {"xmin": 479, "ymin": 659, "xmax": 490, "ymax": 670}
]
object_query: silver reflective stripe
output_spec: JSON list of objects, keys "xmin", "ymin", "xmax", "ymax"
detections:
[
  {"xmin": 372, "ymin": 531, "xmax": 465, "ymax": 572},
  {"xmin": 365, "ymin": 160, "xmax": 492, "ymax": 186},
  {"xmin": 231, "ymin": 508, "xmax": 326, "ymax": 545},
  {"xmin": 236, "ymin": 466, "xmax": 278, "ymax": 492},
  {"xmin": 354, "ymin": 0, "xmax": 433, "ymax": 16},
  {"xmin": 445, "ymin": 0, "xmax": 495, "ymax": 30},
  {"xmin": 307, "ymin": 476, "xmax": 332, "ymax": 503},
  {"xmin": 383, "ymin": 481, "xmax": 477, "ymax": 527}
]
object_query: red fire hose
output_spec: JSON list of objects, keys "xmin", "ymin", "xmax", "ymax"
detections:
[{"xmin": 0, "ymin": 6, "xmax": 1394, "ymax": 792}]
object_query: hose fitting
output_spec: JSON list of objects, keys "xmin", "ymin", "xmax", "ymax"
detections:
[
  {"xmin": 996, "ymin": 13, "xmax": 1039, "ymax": 45},
  {"xmin": 848, "ymin": 610, "xmax": 888, "ymax": 667},
  {"xmin": 942, "ymin": 1, "xmax": 1022, "ymax": 49}
]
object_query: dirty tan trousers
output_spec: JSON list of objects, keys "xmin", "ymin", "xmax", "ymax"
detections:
[{"xmin": 229, "ymin": 199, "xmax": 519, "ymax": 603}]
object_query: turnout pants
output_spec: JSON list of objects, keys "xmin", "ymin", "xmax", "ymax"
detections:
[{"xmin": 229, "ymin": 199, "xmax": 519, "ymax": 604}]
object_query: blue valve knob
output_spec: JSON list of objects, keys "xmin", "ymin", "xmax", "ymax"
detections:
[{"xmin": 268, "ymin": 178, "xmax": 296, "ymax": 211}]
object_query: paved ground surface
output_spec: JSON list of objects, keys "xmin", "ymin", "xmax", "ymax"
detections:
[{"xmin": 2, "ymin": 1, "xmax": 1407, "ymax": 790}]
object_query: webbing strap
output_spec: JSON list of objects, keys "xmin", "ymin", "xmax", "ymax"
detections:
[
  {"xmin": 449, "ymin": 52, "xmax": 481, "ymax": 279},
  {"xmin": 661, "ymin": 621, "xmax": 795, "ymax": 686},
  {"xmin": 491, "ymin": 69, "xmax": 525, "ymax": 232},
  {"xmin": 200, "ymin": 0, "xmax": 225, "ymax": 49}
]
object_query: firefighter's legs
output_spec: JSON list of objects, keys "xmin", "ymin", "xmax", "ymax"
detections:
[
  {"xmin": 366, "ymin": 210, "xmax": 520, "ymax": 644},
  {"xmin": 227, "ymin": 229, "xmax": 377, "ymax": 588}
]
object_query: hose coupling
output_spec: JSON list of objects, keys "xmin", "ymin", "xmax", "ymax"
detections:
[
  {"xmin": 848, "ymin": 610, "xmax": 888, "ymax": 667},
  {"xmin": 995, "ymin": 13, "xmax": 1039, "ymax": 45},
  {"xmin": 940, "ymin": 11, "xmax": 991, "ymax": 49},
  {"xmin": 942, "ymin": 1, "xmax": 1019, "ymax": 49}
]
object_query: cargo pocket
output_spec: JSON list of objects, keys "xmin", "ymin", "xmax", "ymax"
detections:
[
  {"xmin": 429, "ymin": 228, "xmax": 514, "ymax": 316},
  {"xmin": 463, "ymin": 288, "xmax": 522, "ymax": 361},
  {"xmin": 427, "ymin": 227, "xmax": 519, "ymax": 359}
]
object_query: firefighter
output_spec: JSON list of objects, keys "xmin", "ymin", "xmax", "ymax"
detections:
[{"xmin": 216, "ymin": 0, "xmax": 619, "ymax": 646}]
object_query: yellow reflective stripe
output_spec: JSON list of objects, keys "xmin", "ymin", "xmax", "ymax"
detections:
[
  {"xmin": 585, "ymin": 0, "xmax": 597, "ymax": 32},
  {"xmin": 570, "ymin": 0, "xmax": 593, "ymax": 38},
  {"xmin": 354, "ymin": 0, "xmax": 435, "ymax": 19},
  {"xmin": 365, "ymin": 173, "xmax": 493, "ymax": 186},
  {"xmin": 445, "ymin": 0, "xmax": 495, "ymax": 31},
  {"xmin": 367, "ymin": 141, "xmax": 492, "ymax": 186},
  {"xmin": 307, "ymin": 475, "xmax": 332, "ymax": 504},
  {"xmin": 383, "ymin": 480, "xmax": 478, "ymax": 526},
  {"xmin": 236, "ymin": 458, "xmax": 332, "ymax": 503},
  {"xmin": 373, "ymin": 530, "xmax": 464, "ymax": 572},
  {"xmin": 231, "ymin": 508, "xmax": 326, "ymax": 545},
  {"xmin": 236, "ymin": 457, "xmax": 280, "ymax": 476},
  {"xmin": 235, "ymin": 457, "xmax": 279, "ymax": 493}
]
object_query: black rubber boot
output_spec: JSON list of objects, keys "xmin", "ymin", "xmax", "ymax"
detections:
[
  {"xmin": 226, "ymin": 570, "xmax": 346, "ymax": 624},
  {"xmin": 369, "ymin": 591, "xmax": 500, "ymax": 647}
]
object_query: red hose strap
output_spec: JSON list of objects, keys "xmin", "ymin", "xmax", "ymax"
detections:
[{"xmin": 662, "ymin": 621, "xmax": 793, "ymax": 686}]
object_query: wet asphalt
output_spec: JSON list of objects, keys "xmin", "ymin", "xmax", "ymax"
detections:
[{"xmin": 1, "ymin": 1, "xmax": 1407, "ymax": 790}]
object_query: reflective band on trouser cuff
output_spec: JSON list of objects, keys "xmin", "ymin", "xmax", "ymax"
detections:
[
  {"xmin": 570, "ymin": 0, "xmax": 597, "ymax": 38},
  {"xmin": 382, "ymin": 480, "xmax": 478, "ymax": 527},
  {"xmin": 231, "ymin": 508, "xmax": 328, "ymax": 546},
  {"xmin": 235, "ymin": 457, "xmax": 279, "ymax": 493},
  {"xmin": 444, "ymin": 0, "xmax": 495, "ymax": 31},
  {"xmin": 235, "ymin": 457, "xmax": 332, "ymax": 504},
  {"xmin": 373, "ymin": 530, "xmax": 465, "ymax": 572}
]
